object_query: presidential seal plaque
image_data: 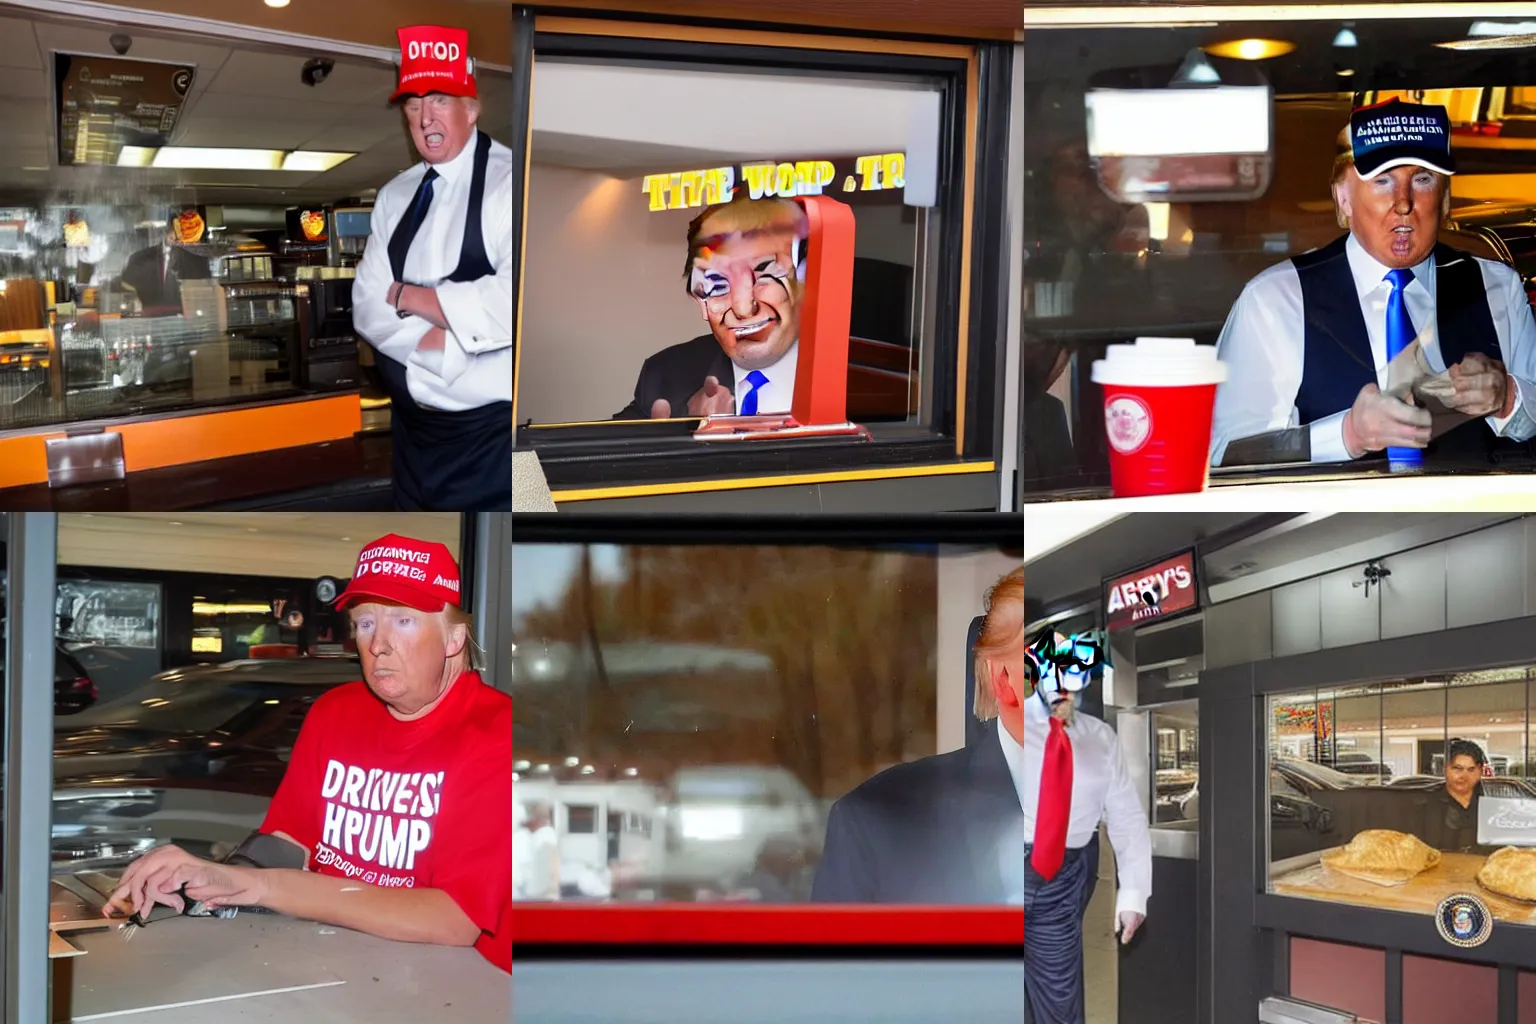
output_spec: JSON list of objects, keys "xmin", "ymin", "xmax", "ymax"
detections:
[{"xmin": 1435, "ymin": 892, "xmax": 1492, "ymax": 949}]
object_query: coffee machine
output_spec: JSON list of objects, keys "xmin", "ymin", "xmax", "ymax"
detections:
[{"xmin": 295, "ymin": 278, "xmax": 360, "ymax": 389}]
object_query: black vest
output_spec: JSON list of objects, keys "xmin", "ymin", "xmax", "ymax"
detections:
[
  {"xmin": 1292, "ymin": 235, "xmax": 1505, "ymax": 460},
  {"xmin": 377, "ymin": 130, "xmax": 512, "ymax": 510}
]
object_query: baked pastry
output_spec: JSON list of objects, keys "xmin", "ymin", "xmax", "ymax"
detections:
[
  {"xmin": 1320, "ymin": 829, "xmax": 1442, "ymax": 886},
  {"xmin": 176, "ymin": 209, "xmax": 205, "ymax": 244},
  {"xmin": 1476, "ymin": 846, "xmax": 1536, "ymax": 903}
]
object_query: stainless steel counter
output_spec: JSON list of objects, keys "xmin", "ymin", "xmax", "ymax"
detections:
[{"xmin": 53, "ymin": 913, "xmax": 507, "ymax": 1022}]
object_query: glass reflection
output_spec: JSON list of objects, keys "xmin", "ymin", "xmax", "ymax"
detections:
[
  {"xmin": 1267, "ymin": 672, "xmax": 1536, "ymax": 927},
  {"xmin": 511, "ymin": 543, "xmax": 944, "ymax": 903}
]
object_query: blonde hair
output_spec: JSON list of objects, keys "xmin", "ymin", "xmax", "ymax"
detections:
[
  {"xmin": 1329, "ymin": 130, "xmax": 1451, "ymax": 230},
  {"xmin": 348, "ymin": 602, "xmax": 484, "ymax": 674},
  {"xmin": 973, "ymin": 566, "xmax": 1025, "ymax": 721},
  {"xmin": 683, "ymin": 195, "xmax": 809, "ymax": 286}
]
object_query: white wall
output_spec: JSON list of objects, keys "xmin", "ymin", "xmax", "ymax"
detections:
[
  {"xmin": 518, "ymin": 161, "xmax": 918, "ymax": 425},
  {"xmin": 936, "ymin": 549, "xmax": 1024, "ymax": 753}
]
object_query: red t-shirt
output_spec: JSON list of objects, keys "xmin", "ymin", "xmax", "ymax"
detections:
[{"xmin": 261, "ymin": 671, "xmax": 511, "ymax": 973}]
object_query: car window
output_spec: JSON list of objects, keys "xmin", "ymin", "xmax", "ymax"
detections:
[{"xmin": 62, "ymin": 677, "xmax": 299, "ymax": 735}]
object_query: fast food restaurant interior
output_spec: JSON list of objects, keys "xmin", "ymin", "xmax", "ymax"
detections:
[
  {"xmin": 1023, "ymin": 6, "xmax": 1536, "ymax": 503},
  {"xmin": 1026, "ymin": 509, "xmax": 1536, "ymax": 1024},
  {"xmin": 0, "ymin": 3, "xmax": 511, "ymax": 510},
  {"xmin": 1, "ymin": 511, "xmax": 512, "ymax": 1021}
]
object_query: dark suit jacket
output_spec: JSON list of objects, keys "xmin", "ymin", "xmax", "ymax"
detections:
[
  {"xmin": 614, "ymin": 334, "xmax": 733, "ymax": 420},
  {"xmin": 121, "ymin": 244, "xmax": 211, "ymax": 311},
  {"xmin": 811, "ymin": 720, "xmax": 1024, "ymax": 903}
]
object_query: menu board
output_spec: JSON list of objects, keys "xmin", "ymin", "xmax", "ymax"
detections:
[{"xmin": 55, "ymin": 53, "xmax": 195, "ymax": 166}]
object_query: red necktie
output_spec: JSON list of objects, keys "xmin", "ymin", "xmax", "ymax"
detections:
[{"xmin": 1031, "ymin": 717, "xmax": 1073, "ymax": 881}]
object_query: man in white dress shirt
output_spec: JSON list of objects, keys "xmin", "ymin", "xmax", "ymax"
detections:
[
  {"xmin": 1020, "ymin": 623, "xmax": 1151, "ymax": 1024},
  {"xmin": 1210, "ymin": 99, "xmax": 1536, "ymax": 466},
  {"xmin": 615, "ymin": 196, "xmax": 805, "ymax": 420},
  {"xmin": 353, "ymin": 25, "xmax": 512, "ymax": 509}
]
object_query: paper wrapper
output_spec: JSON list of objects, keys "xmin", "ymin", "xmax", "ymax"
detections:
[{"xmin": 1383, "ymin": 337, "xmax": 1477, "ymax": 441}]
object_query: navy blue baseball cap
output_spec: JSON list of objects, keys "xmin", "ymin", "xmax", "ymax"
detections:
[{"xmin": 1349, "ymin": 99, "xmax": 1456, "ymax": 178}]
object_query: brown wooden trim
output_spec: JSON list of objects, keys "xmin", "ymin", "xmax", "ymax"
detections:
[
  {"xmin": 530, "ymin": 0, "xmax": 1020, "ymax": 40},
  {"xmin": 533, "ymin": 15, "xmax": 977, "ymax": 58},
  {"xmin": 512, "ymin": 58, "xmax": 535, "ymax": 431},
  {"xmin": 954, "ymin": 55, "xmax": 980, "ymax": 456}
]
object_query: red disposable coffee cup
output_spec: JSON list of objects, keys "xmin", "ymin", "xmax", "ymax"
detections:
[{"xmin": 1091, "ymin": 338, "xmax": 1228, "ymax": 498}]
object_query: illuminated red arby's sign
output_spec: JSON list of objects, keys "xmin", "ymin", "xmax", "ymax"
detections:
[{"xmin": 1104, "ymin": 550, "xmax": 1199, "ymax": 631}]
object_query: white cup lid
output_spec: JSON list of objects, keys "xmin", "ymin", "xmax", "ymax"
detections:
[{"xmin": 1091, "ymin": 337, "xmax": 1228, "ymax": 387}]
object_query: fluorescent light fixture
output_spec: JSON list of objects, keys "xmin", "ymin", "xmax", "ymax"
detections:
[
  {"xmin": 281, "ymin": 151, "xmax": 354, "ymax": 172},
  {"xmin": 1087, "ymin": 86, "xmax": 1271, "ymax": 157},
  {"xmin": 114, "ymin": 147, "xmax": 357, "ymax": 171},
  {"xmin": 153, "ymin": 147, "xmax": 285, "ymax": 170}
]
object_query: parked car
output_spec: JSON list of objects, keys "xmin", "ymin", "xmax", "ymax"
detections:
[
  {"xmin": 646, "ymin": 765, "xmax": 825, "ymax": 898},
  {"xmin": 51, "ymin": 657, "xmax": 359, "ymax": 873},
  {"xmin": 0, "ymin": 638, "xmax": 101, "ymax": 716},
  {"xmin": 1386, "ymin": 774, "xmax": 1536, "ymax": 800},
  {"xmin": 53, "ymin": 644, "xmax": 98, "ymax": 716},
  {"xmin": 1273, "ymin": 757, "xmax": 1374, "ymax": 792}
]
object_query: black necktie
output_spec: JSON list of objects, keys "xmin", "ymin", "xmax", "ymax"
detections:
[{"xmin": 387, "ymin": 167, "xmax": 438, "ymax": 281}]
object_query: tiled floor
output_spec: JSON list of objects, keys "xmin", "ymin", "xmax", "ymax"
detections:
[{"xmin": 1083, "ymin": 829, "xmax": 1119, "ymax": 1024}]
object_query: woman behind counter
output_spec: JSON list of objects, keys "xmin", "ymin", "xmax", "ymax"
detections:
[{"xmin": 1423, "ymin": 739, "xmax": 1492, "ymax": 854}]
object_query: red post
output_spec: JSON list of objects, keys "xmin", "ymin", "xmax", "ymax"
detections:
[{"xmin": 790, "ymin": 195, "xmax": 857, "ymax": 427}]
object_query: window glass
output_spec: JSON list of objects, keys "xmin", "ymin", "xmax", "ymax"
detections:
[
  {"xmin": 1267, "ymin": 672, "xmax": 1536, "ymax": 927},
  {"xmin": 519, "ymin": 57, "xmax": 946, "ymax": 430},
  {"xmin": 1152, "ymin": 701, "xmax": 1198, "ymax": 824},
  {"xmin": 0, "ymin": 9, "xmax": 520, "ymax": 453},
  {"xmin": 513, "ymin": 540, "xmax": 1018, "ymax": 904},
  {"xmin": 1023, "ymin": 18, "xmax": 1536, "ymax": 495}
]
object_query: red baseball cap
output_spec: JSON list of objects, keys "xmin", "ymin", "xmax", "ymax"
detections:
[
  {"xmin": 335, "ymin": 534, "xmax": 463, "ymax": 612},
  {"xmin": 391, "ymin": 25, "xmax": 478, "ymax": 105}
]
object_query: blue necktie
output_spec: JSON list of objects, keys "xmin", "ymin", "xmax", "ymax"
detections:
[
  {"xmin": 739, "ymin": 370, "xmax": 768, "ymax": 416},
  {"xmin": 387, "ymin": 167, "xmax": 438, "ymax": 281},
  {"xmin": 1383, "ymin": 268, "xmax": 1423, "ymax": 469}
]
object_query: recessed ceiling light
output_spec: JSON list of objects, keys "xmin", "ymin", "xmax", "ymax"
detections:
[{"xmin": 265, "ymin": 0, "xmax": 291, "ymax": 7}]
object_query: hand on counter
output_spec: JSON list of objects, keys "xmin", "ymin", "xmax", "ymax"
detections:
[
  {"xmin": 1116, "ymin": 910, "xmax": 1144, "ymax": 945},
  {"xmin": 1342, "ymin": 383, "xmax": 1432, "ymax": 458},
  {"xmin": 103, "ymin": 844, "xmax": 265, "ymax": 920},
  {"xmin": 392, "ymin": 283, "xmax": 450, "ymax": 330},
  {"xmin": 1445, "ymin": 353, "xmax": 1512, "ymax": 418}
]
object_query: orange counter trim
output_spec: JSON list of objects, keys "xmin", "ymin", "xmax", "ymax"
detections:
[{"xmin": 0, "ymin": 394, "xmax": 362, "ymax": 489}]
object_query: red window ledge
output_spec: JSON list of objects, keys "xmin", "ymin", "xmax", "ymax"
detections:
[{"xmin": 512, "ymin": 905, "xmax": 1024, "ymax": 946}]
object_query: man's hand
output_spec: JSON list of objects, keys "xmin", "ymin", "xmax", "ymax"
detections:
[
  {"xmin": 1116, "ymin": 911, "xmax": 1144, "ymax": 945},
  {"xmin": 1341, "ymin": 383, "xmax": 1432, "ymax": 458},
  {"xmin": 1446, "ymin": 352, "xmax": 1511, "ymax": 418},
  {"xmin": 416, "ymin": 327, "xmax": 447, "ymax": 353},
  {"xmin": 686, "ymin": 376, "xmax": 736, "ymax": 417},
  {"xmin": 104, "ymin": 844, "xmax": 266, "ymax": 919},
  {"xmin": 394, "ymin": 284, "xmax": 450, "ymax": 330}
]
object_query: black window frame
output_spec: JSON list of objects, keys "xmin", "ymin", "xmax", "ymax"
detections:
[{"xmin": 508, "ymin": 8, "xmax": 1014, "ymax": 491}]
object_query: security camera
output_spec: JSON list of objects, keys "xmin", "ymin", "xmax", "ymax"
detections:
[
  {"xmin": 301, "ymin": 57, "xmax": 335, "ymax": 87},
  {"xmin": 1140, "ymin": 588, "xmax": 1161, "ymax": 610},
  {"xmin": 109, "ymin": 33, "xmax": 132, "ymax": 56}
]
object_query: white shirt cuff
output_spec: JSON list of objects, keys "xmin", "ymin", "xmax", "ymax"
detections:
[
  {"xmin": 1308, "ymin": 409, "xmax": 1352, "ymax": 463},
  {"xmin": 1114, "ymin": 887, "xmax": 1148, "ymax": 919},
  {"xmin": 1486, "ymin": 373, "xmax": 1528, "ymax": 435}
]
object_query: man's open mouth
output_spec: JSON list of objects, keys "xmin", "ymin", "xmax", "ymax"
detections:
[
  {"xmin": 424, "ymin": 132, "xmax": 445, "ymax": 146},
  {"xmin": 732, "ymin": 317, "xmax": 775, "ymax": 338}
]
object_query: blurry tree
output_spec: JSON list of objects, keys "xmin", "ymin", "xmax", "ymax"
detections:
[{"xmin": 515, "ymin": 543, "xmax": 940, "ymax": 797}]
